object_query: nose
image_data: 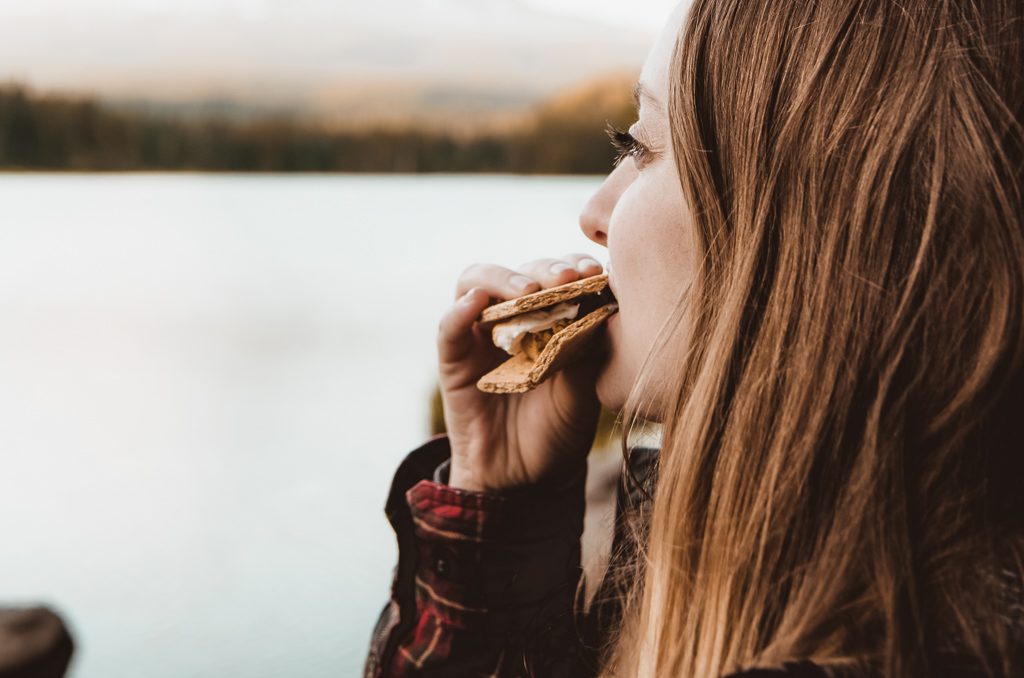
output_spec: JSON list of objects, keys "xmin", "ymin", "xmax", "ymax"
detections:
[{"xmin": 579, "ymin": 159, "xmax": 638, "ymax": 247}]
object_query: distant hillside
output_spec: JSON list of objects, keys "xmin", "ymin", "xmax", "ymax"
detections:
[
  {"xmin": 0, "ymin": 72, "xmax": 639, "ymax": 174},
  {"xmin": 0, "ymin": 0, "xmax": 652, "ymax": 125}
]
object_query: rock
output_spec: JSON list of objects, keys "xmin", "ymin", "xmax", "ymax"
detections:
[{"xmin": 0, "ymin": 608, "xmax": 74, "ymax": 678}]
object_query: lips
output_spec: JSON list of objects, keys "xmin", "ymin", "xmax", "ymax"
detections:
[
  {"xmin": 605, "ymin": 262, "xmax": 618, "ymax": 305},
  {"xmin": 606, "ymin": 278, "xmax": 619, "ymax": 314}
]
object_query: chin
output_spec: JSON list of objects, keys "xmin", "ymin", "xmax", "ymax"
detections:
[
  {"xmin": 595, "ymin": 363, "xmax": 630, "ymax": 413},
  {"xmin": 596, "ymin": 356, "xmax": 675, "ymax": 423}
]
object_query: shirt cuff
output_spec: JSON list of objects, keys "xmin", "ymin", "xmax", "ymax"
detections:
[{"xmin": 399, "ymin": 438, "xmax": 586, "ymax": 631}]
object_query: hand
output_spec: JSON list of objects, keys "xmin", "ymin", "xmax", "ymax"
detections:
[{"xmin": 438, "ymin": 255, "xmax": 606, "ymax": 493}]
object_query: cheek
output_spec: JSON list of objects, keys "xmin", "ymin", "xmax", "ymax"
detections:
[
  {"xmin": 598, "ymin": 176, "xmax": 695, "ymax": 414},
  {"xmin": 605, "ymin": 182, "xmax": 651, "ymax": 275},
  {"xmin": 597, "ymin": 178, "xmax": 666, "ymax": 410}
]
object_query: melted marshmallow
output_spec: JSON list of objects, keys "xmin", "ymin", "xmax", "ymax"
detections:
[{"xmin": 491, "ymin": 302, "xmax": 579, "ymax": 355}]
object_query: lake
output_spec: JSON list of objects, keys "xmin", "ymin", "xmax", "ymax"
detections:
[{"xmin": 0, "ymin": 173, "xmax": 607, "ymax": 678}]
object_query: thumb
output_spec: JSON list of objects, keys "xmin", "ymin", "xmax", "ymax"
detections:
[{"xmin": 437, "ymin": 287, "xmax": 491, "ymax": 366}]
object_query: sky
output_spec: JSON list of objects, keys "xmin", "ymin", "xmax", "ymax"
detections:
[
  {"xmin": 0, "ymin": 0, "xmax": 681, "ymax": 31},
  {"xmin": 523, "ymin": 0, "xmax": 678, "ymax": 31}
]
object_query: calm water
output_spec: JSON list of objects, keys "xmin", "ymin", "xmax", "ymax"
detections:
[{"xmin": 0, "ymin": 173, "xmax": 606, "ymax": 677}]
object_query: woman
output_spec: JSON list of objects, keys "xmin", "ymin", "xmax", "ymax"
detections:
[{"xmin": 367, "ymin": 0, "xmax": 1024, "ymax": 676}]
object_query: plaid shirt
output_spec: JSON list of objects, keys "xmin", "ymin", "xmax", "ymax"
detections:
[
  {"xmin": 364, "ymin": 437, "xmax": 835, "ymax": 678},
  {"xmin": 364, "ymin": 436, "xmax": 588, "ymax": 678}
]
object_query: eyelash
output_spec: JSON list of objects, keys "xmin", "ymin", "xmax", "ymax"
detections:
[{"xmin": 608, "ymin": 124, "xmax": 652, "ymax": 169}]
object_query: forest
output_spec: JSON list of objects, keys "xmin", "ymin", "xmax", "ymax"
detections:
[{"xmin": 0, "ymin": 76, "xmax": 637, "ymax": 174}]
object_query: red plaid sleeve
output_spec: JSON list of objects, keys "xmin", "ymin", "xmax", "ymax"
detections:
[{"xmin": 365, "ymin": 437, "xmax": 586, "ymax": 678}]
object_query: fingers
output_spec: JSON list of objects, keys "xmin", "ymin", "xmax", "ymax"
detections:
[
  {"xmin": 438, "ymin": 287, "xmax": 493, "ymax": 367},
  {"xmin": 517, "ymin": 255, "xmax": 603, "ymax": 288},
  {"xmin": 560, "ymin": 254, "xmax": 605, "ymax": 277},
  {"xmin": 455, "ymin": 263, "xmax": 540, "ymax": 301},
  {"xmin": 454, "ymin": 256, "xmax": 604, "ymax": 301}
]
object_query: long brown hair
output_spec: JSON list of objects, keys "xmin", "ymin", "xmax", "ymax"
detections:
[{"xmin": 605, "ymin": 0, "xmax": 1024, "ymax": 676}]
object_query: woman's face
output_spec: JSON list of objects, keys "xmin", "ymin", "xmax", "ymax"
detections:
[{"xmin": 580, "ymin": 1, "xmax": 695, "ymax": 414}]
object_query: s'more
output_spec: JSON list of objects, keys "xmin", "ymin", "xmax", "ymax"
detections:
[{"xmin": 476, "ymin": 274, "xmax": 618, "ymax": 394}]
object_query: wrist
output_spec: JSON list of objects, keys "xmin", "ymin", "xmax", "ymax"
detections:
[
  {"xmin": 446, "ymin": 436, "xmax": 508, "ymax": 493},
  {"xmin": 447, "ymin": 462, "xmax": 494, "ymax": 493},
  {"xmin": 447, "ymin": 456, "xmax": 588, "ymax": 497}
]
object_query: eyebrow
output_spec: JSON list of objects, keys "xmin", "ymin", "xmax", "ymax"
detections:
[{"xmin": 633, "ymin": 81, "xmax": 662, "ymax": 111}]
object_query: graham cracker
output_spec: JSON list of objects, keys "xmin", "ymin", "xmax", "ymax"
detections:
[
  {"xmin": 477, "ymin": 303, "xmax": 617, "ymax": 393},
  {"xmin": 480, "ymin": 274, "xmax": 609, "ymax": 324}
]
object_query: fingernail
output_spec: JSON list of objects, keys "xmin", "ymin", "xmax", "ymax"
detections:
[
  {"xmin": 550, "ymin": 263, "xmax": 573, "ymax": 275},
  {"xmin": 460, "ymin": 289, "xmax": 477, "ymax": 304},
  {"xmin": 510, "ymin": 275, "xmax": 534, "ymax": 291},
  {"xmin": 578, "ymin": 258, "xmax": 601, "ymax": 271}
]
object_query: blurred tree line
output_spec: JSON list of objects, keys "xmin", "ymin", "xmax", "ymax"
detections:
[{"xmin": 0, "ymin": 75, "xmax": 637, "ymax": 174}]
